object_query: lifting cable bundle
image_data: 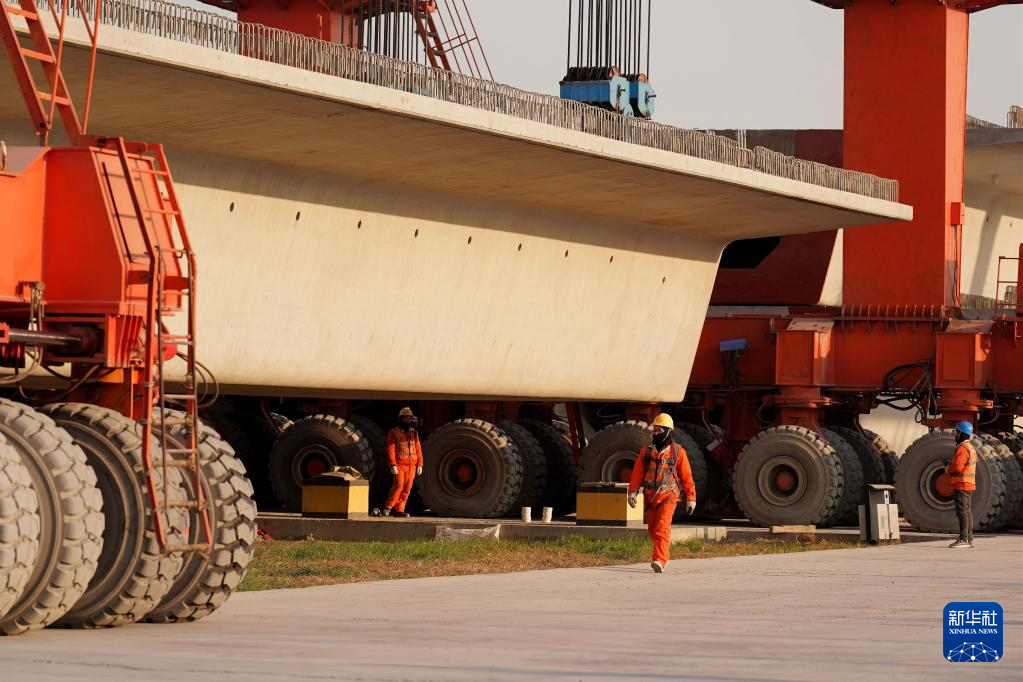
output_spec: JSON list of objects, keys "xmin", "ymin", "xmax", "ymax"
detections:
[{"xmin": 565, "ymin": 0, "xmax": 653, "ymax": 77}]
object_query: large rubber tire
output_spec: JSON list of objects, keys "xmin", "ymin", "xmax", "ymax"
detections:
[
  {"xmin": 0, "ymin": 433, "xmax": 39, "ymax": 621},
  {"xmin": 831, "ymin": 426, "xmax": 886, "ymax": 487},
  {"xmin": 502, "ymin": 420, "xmax": 547, "ymax": 513},
  {"xmin": 420, "ymin": 419, "xmax": 524, "ymax": 518},
  {"xmin": 268, "ymin": 415, "xmax": 374, "ymax": 510},
  {"xmin": 862, "ymin": 429, "xmax": 900, "ymax": 488},
  {"xmin": 580, "ymin": 420, "xmax": 651, "ymax": 485},
  {"xmin": 975, "ymin": 433, "xmax": 1023, "ymax": 531},
  {"xmin": 988, "ymin": 431, "xmax": 1023, "ymax": 527},
  {"xmin": 896, "ymin": 431, "xmax": 1006, "ymax": 533},
  {"xmin": 518, "ymin": 419, "xmax": 577, "ymax": 515},
  {"xmin": 676, "ymin": 423, "xmax": 732, "ymax": 512},
  {"xmin": 206, "ymin": 410, "xmax": 278, "ymax": 507},
  {"xmin": 349, "ymin": 415, "xmax": 392, "ymax": 506},
  {"xmin": 41, "ymin": 403, "xmax": 187, "ymax": 628},
  {"xmin": 580, "ymin": 421, "xmax": 707, "ymax": 515},
  {"xmin": 671, "ymin": 428, "xmax": 708, "ymax": 521},
  {"xmin": 822, "ymin": 429, "xmax": 864, "ymax": 527},
  {"xmin": 0, "ymin": 400, "xmax": 104, "ymax": 635},
  {"xmin": 144, "ymin": 411, "xmax": 257, "ymax": 623},
  {"xmin": 733, "ymin": 425, "xmax": 843, "ymax": 528},
  {"xmin": 550, "ymin": 419, "xmax": 583, "ymax": 444}
]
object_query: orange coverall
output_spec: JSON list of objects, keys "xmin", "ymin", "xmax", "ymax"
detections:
[
  {"xmin": 946, "ymin": 441, "xmax": 977, "ymax": 491},
  {"xmin": 628, "ymin": 443, "xmax": 696, "ymax": 565},
  {"xmin": 385, "ymin": 427, "xmax": 424, "ymax": 512}
]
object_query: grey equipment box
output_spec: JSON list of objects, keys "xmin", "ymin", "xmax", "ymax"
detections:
[{"xmin": 858, "ymin": 484, "xmax": 900, "ymax": 543}]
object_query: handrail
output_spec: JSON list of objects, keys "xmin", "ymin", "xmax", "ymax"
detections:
[{"xmin": 4, "ymin": 0, "xmax": 901, "ymax": 202}]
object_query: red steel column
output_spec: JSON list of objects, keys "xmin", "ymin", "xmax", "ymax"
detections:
[
  {"xmin": 842, "ymin": 0, "xmax": 969, "ymax": 309},
  {"xmin": 237, "ymin": 0, "xmax": 359, "ymax": 44}
]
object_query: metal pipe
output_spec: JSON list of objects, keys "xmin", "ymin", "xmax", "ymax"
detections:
[
  {"xmin": 6, "ymin": 328, "xmax": 82, "ymax": 347},
  {"xmin": 646, "ymin": 0, "xmax": 652, "ymax": 76}
]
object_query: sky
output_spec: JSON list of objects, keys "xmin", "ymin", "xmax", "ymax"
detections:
[
  {"xmin": 184, "ymin": 0, "xmax": 1022, "ymax": 129},
  {"xmin": 467, "ymin": 0, "xmax": 1023, "ymax": 129}
]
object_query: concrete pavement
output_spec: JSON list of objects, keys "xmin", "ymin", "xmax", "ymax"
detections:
[{"xmin": 1, "ymin": 537, "xmax": 1020, "ymax": 681}]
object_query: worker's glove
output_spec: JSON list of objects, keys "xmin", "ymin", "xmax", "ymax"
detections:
[
  {"xmin": 627, "ymin": 491, "xmax": 638, "ymax": 509},
  {"xmin": 416, "ymin": 466, "xmax": 423, "ymax": 476},
  {"xmin": 686, "ymin": 500, "xmax": 696, "ymax": 515},
  {"xmin": 390, "ymin": 465, "xmax": 399, "ymax": 475}
]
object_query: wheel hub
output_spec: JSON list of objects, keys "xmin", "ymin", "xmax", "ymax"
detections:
[
  {"xmin": 438, "ymin": 448, "xmax": 485, "ymax": 497},
  {"xmin": 293, "ymin": 444, "xmax": 333, "ymax": 482},
  {"xmin": 774, "ymin": 470, "xmax": 797, "ymax": 493},
  {"xmin": 757, "ymin": 456, "xmax": 807, "ymax": 507},
  {"xmin": 601, "ymin": 451, "xmax": 637, "ymax": 484},
  {"xmin": 920, "ymin": 461, "xmax": 955, "ymax": 509}
]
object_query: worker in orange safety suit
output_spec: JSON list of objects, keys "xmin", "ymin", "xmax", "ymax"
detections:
[
  {"xmin": 371, "ymin": 407, "xmax": 423, "ymax": 518},
  {"xmin": 627, "ymin": 413, "xmax": 696, "ymax": 572},
  {"xmin": 946, "ymin": 421, "xmax": 977, "ymax": 549}
]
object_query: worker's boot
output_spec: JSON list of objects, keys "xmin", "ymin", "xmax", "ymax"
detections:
[
  {"xmin": 393, "ymin": 511, "xmax": 411, "ymax": 518},
  {"xmin": 651, "ymin": 561, "xmax": 664, "ymax": 573}
]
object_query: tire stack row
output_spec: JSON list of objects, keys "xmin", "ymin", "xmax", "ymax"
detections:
[
  {"xmin": 0, "ymin": 398, "xmax": 257, "ymax": 636},
  {"xmin": 257, "ymin": 414, "xmax": 578, "ymax": 518},
  {"xmin": 577, "ymin": 420, "xmax": 901, "ymax": 528},
  {"xmin": 724, "ymin": 425, "xmax": 902, "ymax": 528},
  {"xmin": 578, "ymin": 420, "xmax": 726, "ymax": 520},
  {"xmin": 896, "ymin": 430, "xmax": 1023, "ymax": 533}
]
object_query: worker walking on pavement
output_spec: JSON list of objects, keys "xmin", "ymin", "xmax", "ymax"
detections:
[
  {"xmin": 947, "ymin": 421, "xmax": 977, "ymax": 549},
  {"xmin": 372, "ymin": 407, "xmax": 423, "ymax": 518},
  {"xmin": 627, "ymin": 414, "xmax": 696, "ymax": 573}
]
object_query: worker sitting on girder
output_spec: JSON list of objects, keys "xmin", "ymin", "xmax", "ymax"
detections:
[
  {"xmin": 627, "ymin": 414, "xmax": 697, "ymax": 572},
  {"xmin": 946, "ymin": 422, "xmax": 977, "ymax": 549},
  {"xmin": 372, "ymin": 407, "xmax": 424, "ymax": 518}
]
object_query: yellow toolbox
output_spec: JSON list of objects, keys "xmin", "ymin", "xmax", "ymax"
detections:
[
  {"xmin": 301, "ymin": 472, "xmax": 369, "ymax": 519},
  {"xmin": 575, "ymin": 482, "xmax": 644, "ymax": 527}
]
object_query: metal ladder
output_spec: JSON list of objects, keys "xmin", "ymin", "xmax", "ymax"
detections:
[
  {"xmin": 0, "ymin": 0, "xmax": 101, "ymax": 144},
  {"xmin": 410, "ymin": 0, "xmax": 451, "ymax": 71},
  {"xmin": 993, "ymin": 248, "xmax": 1022, "ymax": 345},
  {"xmin": 1, "ymin": 0, "xmax": 208, "ymax": 553},
  {"xmin": 113, "ymin": 138, "xmax": 212, "ymax": 554}
]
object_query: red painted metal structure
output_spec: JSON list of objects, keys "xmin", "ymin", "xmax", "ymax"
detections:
[
  {"xmin": 675, "ymin": 0, "xmax": 1023, "ymax": 529},
  {"xmin": 0, "ymin": 0, "xmax": 211, "ymax": 552},
  {"xmin": 202, "ymin": 0, "xmax": 493, "ymax": 79}
]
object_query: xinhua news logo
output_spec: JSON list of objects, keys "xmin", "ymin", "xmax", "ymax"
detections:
[{"xmin": 944, "ymin": 602, "xmax": 1003, "ymax": 663}]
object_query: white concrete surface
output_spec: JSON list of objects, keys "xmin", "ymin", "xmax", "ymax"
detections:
[
  {"xmin": 0, "ymin": 13, "xmax": 911, "ymax": 402},
  {"xmin": 1, "ymin": 536, "xmax": 1020, "ymax": 681}
]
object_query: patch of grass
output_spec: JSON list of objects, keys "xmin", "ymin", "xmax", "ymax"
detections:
[{"xmin": 238, "ymin": 535, "xmax": 858, "ymax": 592}]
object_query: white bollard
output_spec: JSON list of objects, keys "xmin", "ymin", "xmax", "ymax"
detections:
[
  {"xmin": 541, "ymin": 507, "xmax": 553, "ymax": 523},
  {"xmin": 521, "ymin": 507, "xmax": 532, "ymax": 523}
]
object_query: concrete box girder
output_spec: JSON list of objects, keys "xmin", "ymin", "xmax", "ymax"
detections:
[{"xmin": 0, "ymin": 16, "xmax": 913, "ymax": 401}]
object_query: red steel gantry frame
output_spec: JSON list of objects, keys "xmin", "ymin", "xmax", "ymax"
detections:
[
  {"xmin": 686, "ymin": 0, "xmax": 1022, "ymax": 463},
  {"xmin": 0, "ymin": 0, "xmax": 211, "ymax": 552},
  {"xmin": 200, "ymin": 0, "xmax": 493, "ymax": 79}
]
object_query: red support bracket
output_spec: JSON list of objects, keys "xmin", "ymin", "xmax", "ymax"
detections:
[{"xmin": 565, "ymin": 402, "xmax": 586, "ymax": 466}]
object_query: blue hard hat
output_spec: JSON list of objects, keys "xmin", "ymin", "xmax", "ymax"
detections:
[{"xmin": 954, "ymin": 421, "xmax": 974, "ymax": 436}]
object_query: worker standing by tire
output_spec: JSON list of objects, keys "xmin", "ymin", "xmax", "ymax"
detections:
[
  {"xmin": 627, "ymin": 414, "xmax": 696, "ymax": 572},
  {"xmin": 373, "ymin": 407, "xmax": 423, "ymax": 518},
  {"xmin": 947, "ymin": 421, "xmax": 977, "ymax": 549}
]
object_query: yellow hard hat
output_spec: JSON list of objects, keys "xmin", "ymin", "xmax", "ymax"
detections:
[
  {"xmin": 652, "ymin": 413, "xmax": 674, "ymax": 430},
  {"xmin": 398, "ymin": 407, "xmax": 415, "ymax": 418}
]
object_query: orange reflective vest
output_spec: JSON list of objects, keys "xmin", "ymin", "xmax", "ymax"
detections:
[
  {"xmin": 640, "ymin": 443, "xmax": 681, "ymax": 495},
  {"xmin": 387, "ymin": 428, "xmax": 423, "ymax": 467},
  {"xmin": 628, "ymin": 442, "xmax": 697, "ymax": 505},
  {"xmin": 947, "ymin": 441, "xmax": 977, "ymax": 491}
]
